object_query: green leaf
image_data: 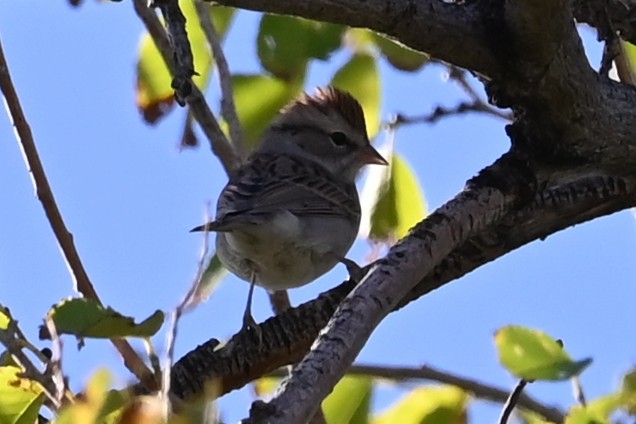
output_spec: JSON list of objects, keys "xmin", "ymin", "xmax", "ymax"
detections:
[
  {"xmin": 372, "ymin": 34, "xmax": 429, "ymax": 72},
  {"xmin": 564, "ymin": 406, "xmax": 609, "ymax": 424},
  {"xmin": 621, "ymin": 369, "xmax": 636, "ymax": 414},
  {"xmin": 373, "ymin": 386, "xmax": 468, "ymax": 424},
  {"xmin": 495, "ymin": 326, "xmax": 592, "ymax": 381},
  {"xmin": 0, "ymin": 306, "xmax": 10, "ymax": 330},
  {"xmin": 43, "ymin": 298, "xmax": 164, "ymax": 339},
  {"xmin": 136, "ymin": 1, "xmax": 235, "ymax": 123},
  {"xmin": 231, "ymin": 74, "xmax": 302, "ymax": 148},
  {"xmin": 323, "ymin": 375, "xmax": 372, "ymax": 424},
  {"xmin": 518, "ymin": 410, "xmax": 554, "ymax": 424},
  {"xmin": 253, "ymin": 376, "xmax": 280, "ymax": 398},
  {"xmin": 343, "ymin": 28, "xmax": 376, "ymax": 53},
  {"xmin": 584, "ymin": 393, "xmax": 623, "ymax": 421},
  {"xmin": 57, "ymin": 369, "xmax": 129, "ymax": 424},
  {"xmin": 190, "ymin": 254, "xmax": 228, "ymax": 307},
  {"xmin": 257, "ymin": 15, "xmax": 344, "ymax": 80},
  {"xmin": 331, "ymin": 53, "xmax": 381, "ymax": 139},
  {"xmin": 361, "ymin": 151, "xmax": 427, "ymax": 243},
  {"xmin": 0, "ymin": 366, "xmax": 45, "ymax": 424}
]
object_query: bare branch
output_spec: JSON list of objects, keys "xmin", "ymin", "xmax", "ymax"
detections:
[
  {"xmin": 162, "ymin": 206, "xmax": 212, "ymax": 411},
  {"xmin": 195, "ymin": 0, "xmax": 247, "ymax": 160},
  {"xmin": 265, "ymin": 363, "xmax": 565, "ymax": 422},
  {"xmin": 151, "ymin": 0, "xmax": 196, "ymax": 105},
  {"xmin": 571, "ymin": 376, "xmax": 587, "ymax": 407},
  {"xmin": 355, "ymin": 364, "xmax": 563, "ymax": 422},
  {"xmin": 0, "ymin": 36, "xmax": 156, "ymax": 391},
  {"xmin": 0, "ymin": 311, "xmax": 60, "ymax": 409},
  {"xmin": 133, "ymin": 0, "xmax": 239, "ymax": 175},
  {"xmin": 44, "ymin": 317, "xmax": 65, "ymax": 408},
  {"xmin": 499, "ymin": 379, "xmax": 528, "ymax": 424},
  {"xmin": 390, "ymin": 101, "xmax": 511, "ymax": 129}
]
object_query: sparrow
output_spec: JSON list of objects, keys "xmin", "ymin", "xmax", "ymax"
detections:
[{"xmin": 192, "ymin": 86, "xmax": 388, "ymax": 331}]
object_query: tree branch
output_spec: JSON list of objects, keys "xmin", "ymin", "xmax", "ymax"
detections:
[
  {"xmin": 267, "ymin": 363, "xmax": 564, "ymax": 423},
  {"xmin": 133, "ymin": 0, "xmax": 240, "ymax": 175},
  {"xmin": 0, "ymin": 36, "xmax": 157, "ymax": 391},
  {"xmin": 194, "ymin": 0, "xmax": 247, "ymax": 160}
]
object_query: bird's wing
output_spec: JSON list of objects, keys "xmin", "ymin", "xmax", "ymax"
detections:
[{"xmin": 207, "ymin": 153, "xmax": 360, "ymax": 231}]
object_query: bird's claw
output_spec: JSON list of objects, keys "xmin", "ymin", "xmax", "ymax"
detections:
[{"xmin": 340, "ymin": 258, "xmax": 365, "ymax": 283}]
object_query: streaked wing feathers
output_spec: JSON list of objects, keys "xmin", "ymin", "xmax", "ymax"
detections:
[{"xmin": 216, "ymin": 153, "xmax": 360, "ymax": 225}]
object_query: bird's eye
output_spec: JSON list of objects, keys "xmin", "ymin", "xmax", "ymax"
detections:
[{"xmin": 329, "ymin": 131, "xmax": 349, "ymax": 147}]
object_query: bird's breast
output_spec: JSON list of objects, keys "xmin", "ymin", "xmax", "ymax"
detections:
[{"xmin": 215, "ymin": 211, "xmax": 357, "ymax": 290}]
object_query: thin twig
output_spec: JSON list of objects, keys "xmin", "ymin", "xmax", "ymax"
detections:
[
  {"xmin": 447, "ymin": 65, "xmax": 481, "ymax": 102},
  {"xmin": 195, "ymin": 0, "xmax": 247, "ymax": 160},
  {"xmin": 44, "ymin": 317, "xmax": 65, "ymax": 408},
  {"xmin": 499, "ymin": 379, "xmax": 529, "ymax": 424},
  {"xmin": 133, "ymin": 0, "xmax": 239, "ymax": 175},
  {"xmin": 0, "ymin": 312, "xmax": 60, "ymax": 409},
  {"xmin": 0, "ymin": 36, "xmax": 157, "ymax": 391},
  {"xmin": 571, "ymin": 376, "xmax": 587, "ymax": 407},
  {"xmin": 162, "ymin": 207, "xmax": 212, "ymax": 406},
  {"xmin": 144, "ymin": 338, "xmax": 163, "ymax": 383},
  {"xmin": 388, "ymin": 100, "xmax": 512, "ymax": 130},
  {"xmin": 267, "ymin": 363, "xmax": 563, "ymax": 423}
]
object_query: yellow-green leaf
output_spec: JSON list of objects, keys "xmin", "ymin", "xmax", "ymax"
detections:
[
  {"xmin": 372, "ymin": 33, "xmax": 429, "ymax": 72},
  {"xmin": 343, "ymin": 28, "xmax": 376, "ymax": 53},
  {"xmin": 361, "ymin": 150, "xmax": 427, "ymax": 243},
  {"xmin": 622, "ymin": 42, "xmax": 636, "ymax": 79},
  {"xmin": 323, "ymin": 375, "xmax": 372, "ymax": 424},
  {"xmin": 57, "ymin": 369, "xmax": 130, "ymax": 424},
  {"xmin": 257, "ymin": 15, "xmax": 343, "ymax": 80},
  {"xmin": 189, "ymin": 254, "xmax": 228, "ymax": 308},
  {"xmin": 0, "ymin": 306, "xmax": 10, "ymax": 330},
  {"xmin": 43, "ymin": 298, "xmax": 164, "ymax": 339},
  {"xmin": 136, "ymin": 1, "xmax": 235, "ymax": 123},
  {"xmin": 373, "ymin": 385, "xmax": 468, "ymax": 424},
  {"xmin": 518, "ymin": 410, "xmax": 555, "ymax": 424},
  {"xmin": 0, "ymin": 366, "xmax": 45, "ymax": 424},
  {"xmin": 495, "ymin": 326, "xmax": 592, "ymax": 381},
  {"xmin": 564, "ymin": 406, "xmax": 609, "ymax": 424},
  {"xmin": 331, "ymin": 53, "xmax": 381, "ymax": 139},
  {"xmin": 584, "ymin": 393, "xmax": 623, "ymax": 421},
  {"xmin": 231, "ymin": 74, "xmax": 302, "ymax": 148},
  {"xmin": 253, "ymin": 376, "xmax": 280, "ymax": 398},
  {"xmin": 621, "ymin": 369, "xmax": 636, "ymax": 414}
]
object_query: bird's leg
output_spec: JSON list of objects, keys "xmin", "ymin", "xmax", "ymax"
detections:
[
  {"xmin": 241, "ymin": 272, "xmax": 262, "ymax": 341},
  {"xmin": 339, "ymin": 257, "xmax": 365, "ymax": 283}
]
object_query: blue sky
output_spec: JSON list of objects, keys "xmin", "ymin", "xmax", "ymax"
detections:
[{"xmin": 1, "ymin": 1, "xmax": 636, "ymax": 422}]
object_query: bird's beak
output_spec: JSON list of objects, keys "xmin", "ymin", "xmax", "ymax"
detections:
[{"xmin": 358, "ymin": 144, "xmax": 389, "ymax": 165}]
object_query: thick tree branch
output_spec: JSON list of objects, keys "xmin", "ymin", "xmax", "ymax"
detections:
[{"xmin": 207, "ymin": 0, "xmax": 503, "ymax": 78}]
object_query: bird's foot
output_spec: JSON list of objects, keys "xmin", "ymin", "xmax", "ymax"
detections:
[
  {"xmin": 340, "ymin": 258, "xmax": 365, "ymax": 283},
  {"xmin": 241, "ymin": 311, "xmax": 263, "ymax": 345}
]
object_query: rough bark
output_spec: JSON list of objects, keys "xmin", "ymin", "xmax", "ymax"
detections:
[{"xmin": 168, "ymin": 0, "xmax": 636, "ymax": 422}]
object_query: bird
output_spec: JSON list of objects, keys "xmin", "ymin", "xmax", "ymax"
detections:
[{"xmin": 192, "ymin": 86, "xmax": 388, "ymax": 332}]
